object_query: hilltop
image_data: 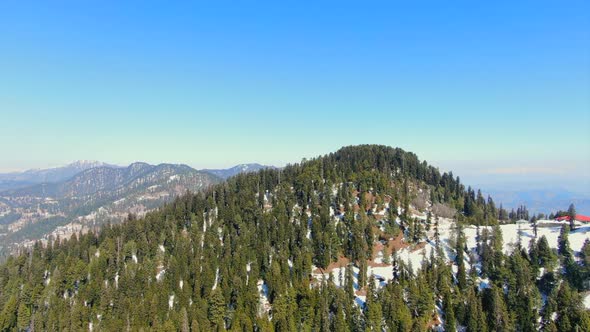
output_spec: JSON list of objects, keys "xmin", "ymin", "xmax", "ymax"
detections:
[{"xmin": 0, "ymin": 145, "xmax": 588, "ymax": 331}]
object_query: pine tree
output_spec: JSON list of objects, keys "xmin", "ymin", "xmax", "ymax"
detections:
[
  {"xmin": 466, "ymin": 290, "xmax": 483, "ymax": 332},
  {"xmin": 365, "ymin": 274, "xmax": 382, "ymax": 331},
  {"xmin": 381, "ymin": 246, "xmax": 390, "ymax": 265},
  {"xmin": 567, "ymin": 203, "xmax": 576, "ymax": 230},
  {"xmin": 455, "ymin": 226, "xmax": 468, "ymax": 290},
  {"xmin": 581, "ymin": 239, "xmax": 590, "ymax": 290},
  {"xmin": 333, "ymin": 300, "xmax": 348, "ymax": 331},
  {"xmin": 345, "ymin": 264, "xmax": 355, "ymax": 301},
  {"xmin": 180, "ymin": 307, "xmax": 190, "ymax": 332},
  {"xmin": 482, "ymin": 285, "xmax": 512, "ymax": 331},
  {"xmin": 528, "ymin": 237, "xmax": 539, "ymax": 269},
  {"xmin": 0, "ymin": 294, "xmax": 18, "ymax": 330},
  {"xmin": 16, "ymin": 301, "xmax": 31, "ymax": 331},
  {"xmin": 406, "ymin": 217, "xmax": 415, "ymax": 243},
  {"xmin": 434, "ymin": 216, "xmax": 441, "ymax": 248},
  {"xmin": 537, "ymin": 235, "xmax": 556, "ymax": 269},
  {"xmin": 443, "ymin": 291, "xmax": 456, "ymax": 332},
  {"xmin": 558, "ymin": 225, "xmax": 571, "ymax": 259},
  {"xmin": 207, "ymin": 289, "xmax": 226, "ymax": 329}
]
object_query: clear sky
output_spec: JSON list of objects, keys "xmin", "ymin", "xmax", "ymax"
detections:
[{"xmin": 1, "ymin": 1, "xmax": 589, "ymax": 189}]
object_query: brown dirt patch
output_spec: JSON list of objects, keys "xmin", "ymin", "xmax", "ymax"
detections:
[
  {"xmin": 373, "ymin": 242, "xmax": 384, "ymax": 256},
  {"xmin": 412, "ymin": 241, "xmax": 427, "ymax": 252},
  {"xmin": 426, "ymin": 313, "xmax": 442, "ymax": 329},
  {"xmin": 387, "ymin": 233, "xmax": 409, "ymax": 254},
  {"xmin": 364, "ymin": 192, "xmax": 374, "ymax": 207},
  {"xmin": 312, "ymin": 256, "xmax": 350, "ymax": 274},
  {"xmin": 369, "ymin": 234, "xmax": 408, "ymax": 267}
]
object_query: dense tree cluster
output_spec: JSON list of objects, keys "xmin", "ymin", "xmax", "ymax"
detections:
[{"xmin": 0, "ymin": 145, "xmax": 588, "ymax": 331}]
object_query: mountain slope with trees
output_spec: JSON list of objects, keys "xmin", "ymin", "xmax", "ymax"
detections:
[
  {"xmin": 0, "ymin": 145, "xmax": 588, "ymax": 331},
  {"xmin": 0, "ymin": 163, "xmax": 221, "ymax": 256}
]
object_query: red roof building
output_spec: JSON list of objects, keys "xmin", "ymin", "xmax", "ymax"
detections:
[{"xmin": 555, "ymin": 214, "xmax": 590, "ymax": 223}]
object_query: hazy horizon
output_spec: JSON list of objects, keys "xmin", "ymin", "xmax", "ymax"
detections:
[{"xmin": 2, "ymin": 148, "xmax": 590, "ymax": 198}]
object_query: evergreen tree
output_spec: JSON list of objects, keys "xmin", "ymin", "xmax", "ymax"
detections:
[
  {"xmin": 567, "ymin": 203, "xmax": 576, "ymax": 230},
  {"xmin": 443, "ymin": 291, "xmax": 456, "ymax": 332},
  {"xmin": 16, "ymin": 301, "xmax": 30, "ymax": 331},
  {"xmin": 482, "ymin": 285, "xmax": 512, "ymax": 331},
  {"xmin": 558, "ymin": 225, "xmax": 572, "ymax": 259},
  {"xmin": 537, "ymin": 235, "xmax": 557, "ymax": 269},
  {"xmin": 207, "ymin": 289, "xmax": 226, "ymax": 329}
]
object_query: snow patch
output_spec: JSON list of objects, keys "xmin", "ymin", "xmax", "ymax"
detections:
[
  {"xmin": 156, "ymin": 269, "xmax": 166, "ymax": 282},
  {"xmin": 478, "ymin": 278, "xmax": 490, "ymax": 291},
  {"xmin": 246, "ymin": 262, "xmax": 252, "ymax": 284},
  {"xmin": 463, "ymin": 222, "xmax": 590, "ymax": 255},
  {"xmin": 257, "ymin": 279, "xmax": 271, "ymax": 316},
  {"xmin": 168, "ymin": 294, "xmax": 175, "ymax": 309},
  {"xmin": 212, "ymin": 268, "xmax": 220, "ymax": 290},
  {"xmin": 396, "ymin": 242, "xmax": 434, "ymax": 272},
  {"xmin": 355, "ymin": 295, "xmax": 366, "ymax": 308}
]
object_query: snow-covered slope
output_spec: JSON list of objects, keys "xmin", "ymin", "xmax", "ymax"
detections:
[{"xmin": 312, "ymin": 213, "xmax": 590, "ymax": 309}]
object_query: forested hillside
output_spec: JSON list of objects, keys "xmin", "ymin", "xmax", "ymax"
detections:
[
  {"xmin": 0, "ymin": 145, "xmax": 588, "ymax": 331},
  {"xmin": 0, "ymin": 163, "xmax": 220, "ymax": 256}
]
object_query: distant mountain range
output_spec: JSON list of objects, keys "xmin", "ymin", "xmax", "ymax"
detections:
[
  {"xmin": 0, "ymin": 161, "xmax": 274, "ymax": 253},
  {"xmin": 0, "ymin": 160, "xmax": 116, "ymax": 192},
  {"xmin": 204, "ymin": 163, "xmax": 275, "ymax": 179}
]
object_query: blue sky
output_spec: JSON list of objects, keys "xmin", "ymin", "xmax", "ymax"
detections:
[{"xmin": 1, "ymin": 1, "xmax": 589, "ymax": 190}]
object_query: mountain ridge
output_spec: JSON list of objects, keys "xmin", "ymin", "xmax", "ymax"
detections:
[
  {"xmin": 203, "ymin": 163, "xmax": 276, "ymax": 179},
  {"xmin": 0, "ymin": 162, "xmax": 222, "ymax": 252},
  {"xmin": 0, "ymin": 160, "xmax": 117, "ymax": 192}
]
